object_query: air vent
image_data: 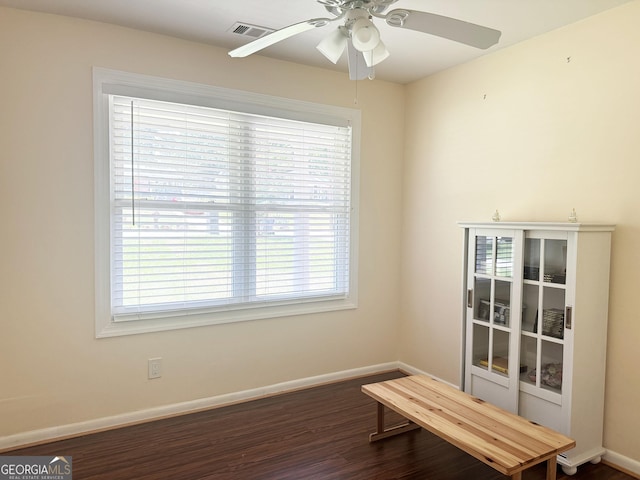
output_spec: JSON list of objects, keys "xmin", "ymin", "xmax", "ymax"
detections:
[{"xmin": 229, "ymin": 22, "xmax": 274, "ymax": 39}]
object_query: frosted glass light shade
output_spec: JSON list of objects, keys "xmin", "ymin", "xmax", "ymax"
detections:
[
  {"xmin": 316, "ymin": 28, "xmax": 348, "ymax": 64},
  {"xmin": 351, "ymin": 18, "xmax": 380, "ymax": 52},
  {"xmin": 363, "ymin": 40, "xmax": 389, "ymax": 67}
]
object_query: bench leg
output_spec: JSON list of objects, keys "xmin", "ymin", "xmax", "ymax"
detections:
[
  {"xmin": 377, "ymin": 402, "xmax": 385, "ymax": 435},
  {"xmin": 369, "ymin": 401, "xmax": 421, "ymax": 442},
  {"xmin": 546, "ymin": 455, "xmax": 557, "ymax": 480},
  {"xmin": 509, "ymin": 455, "xmax": 557, "ymax": 480}
]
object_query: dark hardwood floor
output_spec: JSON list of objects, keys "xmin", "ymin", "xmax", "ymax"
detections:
[{"xmin": 6, "ymin": 371, "xmax": 635, "ymax": 479}]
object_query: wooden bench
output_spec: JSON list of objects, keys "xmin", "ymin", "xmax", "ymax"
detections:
[{"xmin": 362, "ymin": 375, "xmax": 575, "ymax": 480}]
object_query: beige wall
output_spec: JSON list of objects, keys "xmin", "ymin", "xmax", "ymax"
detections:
[
  {"xmin": 400, "ymin": 0, "xmax": 640, "ymax": 463},
  {"xmin": 0, "ymin": 7, "xmax": 404, "ymax": 436}
]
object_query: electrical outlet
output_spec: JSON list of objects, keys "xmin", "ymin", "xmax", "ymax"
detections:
[{"xmin": 148, "ymin": 357, "xmax": 162, "ymax": 379}]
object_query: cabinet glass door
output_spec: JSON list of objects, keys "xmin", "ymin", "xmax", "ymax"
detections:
[
  {"xmin": 520, "ymin": 236, "xmax": 567, "ymax": 399},
  {"xmin": 469, "ymin": 233, "xmax": 515, "ymax": 378}
]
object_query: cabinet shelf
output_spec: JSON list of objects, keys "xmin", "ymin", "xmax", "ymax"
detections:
[
  {"xmin": 473, "ymin": 319, "xmax": 511, "ymax": 333},
  {"xmin": 474, "ymin": 361, "xmax": 509, "ymax": 377},
  {"xmin": 521, "ymin": 330, "xmax": 565, "ymax": 345},
  {"xmin": 524, "ymin": 279, "xmax": 566, "ymax": 290}
]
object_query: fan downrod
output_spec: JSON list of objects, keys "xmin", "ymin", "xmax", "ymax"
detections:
[{"xmin": 317, "ymin": 0, "xmax": 399, "ymax": 17}]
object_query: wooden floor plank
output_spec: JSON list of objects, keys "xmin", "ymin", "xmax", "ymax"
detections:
[{"xmin": 4, "ymin": 371, "xmax": 635, "ymax": 480}]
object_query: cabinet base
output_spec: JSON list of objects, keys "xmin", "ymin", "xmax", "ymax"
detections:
[{"xmin": 558, "ymin": 449, "xmax": 606, "ymax": 476}]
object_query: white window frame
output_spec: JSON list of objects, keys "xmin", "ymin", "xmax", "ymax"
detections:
[{"xmin": 93, "ymin": 68, "xmax": 360, "ymax": 338}]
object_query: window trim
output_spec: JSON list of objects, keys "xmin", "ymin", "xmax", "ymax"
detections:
[{"xmin": 93, "ymin": 68, "xmax": 360, "ymax": 338}]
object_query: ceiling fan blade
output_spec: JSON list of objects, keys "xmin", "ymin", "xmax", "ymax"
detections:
[
  {"xmin": 347, "ymin": 43, "xmax": 374, "ymax": 81},
  {"xmin": 229, "ymin": 18, "xmax": 332, "ymax": 58},
  {"xmin": 385, "ymin": 9, "xmax": 501, "ymax": 49}
]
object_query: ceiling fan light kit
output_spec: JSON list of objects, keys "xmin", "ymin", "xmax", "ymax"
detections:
[
  {"xmin": 316, "ymin": 27, "xmax": 348, "ymax": 64},
  {"xmin": 350, "ymin": 17, "xmax": 380, "ymax": 51},
  {"xmin": 228, "ymin": 0, "xmax": 502, "ymax": 80},
  {"xmin": 363, "ymin": 40, "xmax": 389, "ymax": 67},
  {"xmin": 316, "ymin": 8, "xmax": 386, "ymax": 68}
]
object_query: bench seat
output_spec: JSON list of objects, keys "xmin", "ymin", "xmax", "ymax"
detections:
[{"xmin": 362, "ymin": 375, "xmax": 575, "ymax": 480}]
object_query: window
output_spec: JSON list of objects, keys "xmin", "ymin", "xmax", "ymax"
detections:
[{"xmin": 94, "ymin": 69, "xmax": 360, "ymax": 337}]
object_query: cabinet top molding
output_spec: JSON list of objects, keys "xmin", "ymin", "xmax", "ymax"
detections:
[{"xmin": 457, "ymin": 221, "xmax": 615, "ymax": 232}]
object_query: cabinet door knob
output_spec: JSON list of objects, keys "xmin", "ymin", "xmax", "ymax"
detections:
[
  {"xmin": 565, "ymin": 306, "xmax": 573, "ymax": 330},
  {"xmin": 467, "ymin": 289, "xmax": 473, "ymax": 309}
]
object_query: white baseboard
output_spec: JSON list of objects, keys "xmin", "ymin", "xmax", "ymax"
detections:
[
  {"xmin": 604, "ymin": 450, "xmax": 640, "ymax": 478},
  {"xmin": 0, "ymin": 362, "xmax": 399, "ymax": 452},
  {"xmin": 397, "ymin": 362, "xmax": 460, "ymax": 389}
]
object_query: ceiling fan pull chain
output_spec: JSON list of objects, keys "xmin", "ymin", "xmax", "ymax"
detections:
[{"xmin": 354, "ymin": 76, "xmax": 359, "ymax": 105}]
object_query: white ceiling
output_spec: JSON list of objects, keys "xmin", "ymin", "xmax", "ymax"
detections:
[{"xmin": 0, "ymin": 0, "xmax": 632, "ymax": 84}]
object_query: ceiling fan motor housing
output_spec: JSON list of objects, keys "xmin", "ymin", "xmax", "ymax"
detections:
[{"xmin": 317, "ymin": 0, "xmax": 400, "ymax": 16}]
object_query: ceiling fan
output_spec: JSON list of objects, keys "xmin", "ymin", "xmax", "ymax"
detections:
[{"xmin": 229, "ymin": 0, "xmax": 501, "ymax": 80}]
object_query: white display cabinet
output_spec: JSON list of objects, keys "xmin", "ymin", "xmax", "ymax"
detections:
[{"xmin": 459, "ymin": 222, "xmax": 614, "ymax": 475}]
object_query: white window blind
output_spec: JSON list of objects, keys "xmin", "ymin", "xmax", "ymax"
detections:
[{"xmin": 109, "ymin": 95, "xmax": 353, "ymax": 322}]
